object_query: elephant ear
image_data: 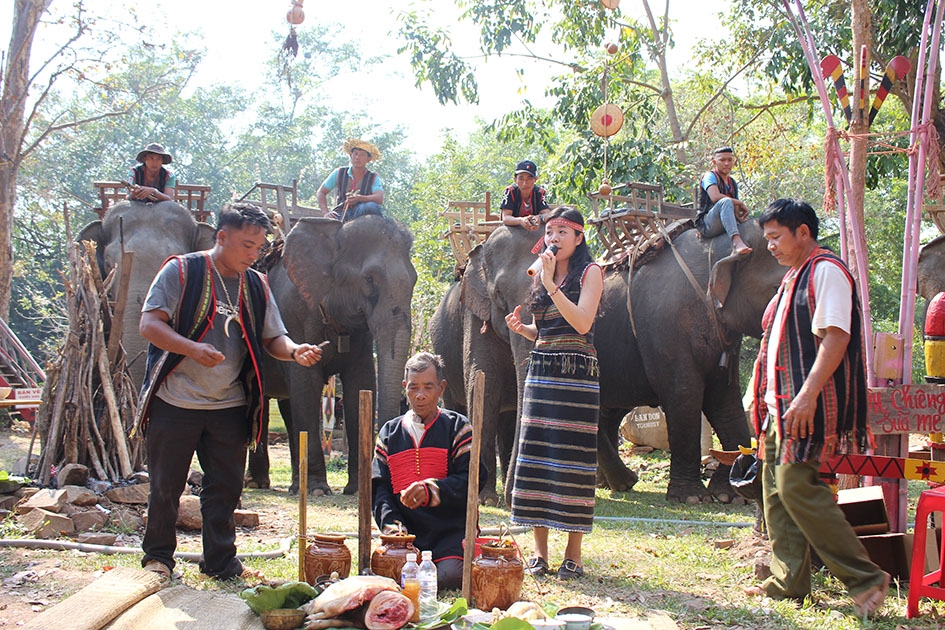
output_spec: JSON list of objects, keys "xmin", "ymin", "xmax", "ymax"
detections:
[
  {"xmin": 284, "ymin": 218, "xmax": 341, "ymax": 310},
  {"xmin": 918, "ymin": 233, "xmax": 945, "ymax": 301},
  {"xmin": 709, "ymin": 254, "xmax": 741, "ymax": 308},
  {"xmin": 76, "ymin": 220, "xmax": 106, "ymax": 275},
  {"xmin": 193, "ymin": 223, "xmax": 216, "ymax": 252},
  {"xmin": 461, "ymin": 243, "xmax": 492, "ymax": 322}
]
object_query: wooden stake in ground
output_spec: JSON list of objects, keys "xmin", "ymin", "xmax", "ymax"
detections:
[
  {"xmin": 462, "ymin": 370, "xmax": 485, "ymax": 602},
  {"xmin": 358, "ymin": 390, "xmax": 374, "ymax": 573},
  {"xmin": 299, "ymin": 430, "xmax": 308, "ymax": 582}
]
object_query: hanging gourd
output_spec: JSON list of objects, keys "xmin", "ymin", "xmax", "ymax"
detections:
[{"xmin": 287, "ymin": 0, "xmax": 305, "ymax": 25}]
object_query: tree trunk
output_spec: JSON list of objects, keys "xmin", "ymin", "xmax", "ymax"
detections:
[
  {"xmin": 847, "ymin": 0, "xmax": 870, "ymax": 281},
  {"xmin": 0, "ymin": 0, "xmax": 52, "ymax": 319},
  {"xmin": 641, "ymin": 0, "xmax": 688, "ymax": 163}
]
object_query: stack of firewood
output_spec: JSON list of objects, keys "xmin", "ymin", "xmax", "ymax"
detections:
[{"xmin": 34, "ymin": 241, "xmax": 143, "ymax": 485}]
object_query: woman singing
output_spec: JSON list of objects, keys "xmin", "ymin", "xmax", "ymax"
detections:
[{"xmin": 505, "ymin": 206, "xmax": 603, "ymax": 580}]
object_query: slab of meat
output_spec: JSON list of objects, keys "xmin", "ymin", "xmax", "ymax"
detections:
[
  {"xmin": 362, "ymin": 590, "xmax": 414, "ymax": 630},
  {"xmin": 301, "ymin": 576, "xmax": 401, "ymax": 621}
]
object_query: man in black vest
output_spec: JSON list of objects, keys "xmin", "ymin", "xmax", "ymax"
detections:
[
  {"xmin": 746, "ymin": 198, "xmax": 887, "ymax": 615},
  {"xmin": 696, "ymin": 146, "xmax": 752, "ymax": 256},
  {"xmin": 136, "ymin": 202, "xmax": 323, "ymax": 581}
]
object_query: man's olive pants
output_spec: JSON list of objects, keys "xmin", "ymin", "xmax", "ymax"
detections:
[{"xmin": 761, "ymin": 425, "xmax": 886, "ymax": 600}]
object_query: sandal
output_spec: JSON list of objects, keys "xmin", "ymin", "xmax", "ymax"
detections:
[
  {"xmin": 525, "ymin": 556, "xmax": 549, "ymax": 576},
  {"xmin": 557, "ymin": 559, "xmax": 584, "ymax": 580}
]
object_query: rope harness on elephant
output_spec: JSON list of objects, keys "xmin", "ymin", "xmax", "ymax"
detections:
[{"xmin": 626, "ymin": 223, "xmax": 737, "ymax": 369}]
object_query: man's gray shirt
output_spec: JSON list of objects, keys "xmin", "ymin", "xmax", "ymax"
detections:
[{"xmin": 142, "ymin": 257, "xmax": 287, "ymax": 410}]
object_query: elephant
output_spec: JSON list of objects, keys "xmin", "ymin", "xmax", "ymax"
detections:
[
  {"xmin": 918, "ymin": 233, "xmax": 945, "ymax": 303},
  {"xmin": 76, "ymin": 200, "xmax": 216, "ymax": 387},
  {"xmin": 429, "ymin": 278, "xmax": 517, "ymax": 505},
  {"xmin": 594, "ymin": 219, "xmax": 784, "ymax": 502},
  {"xmin": 251, "ymin": 215, "xmax": 417, "ymax": 496},
  {"xmin": 443, "ymin": 219, "xmax": 784, "ymax": 504}
]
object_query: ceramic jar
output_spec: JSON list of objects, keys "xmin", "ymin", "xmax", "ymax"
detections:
[
  {"xmin": 304, "ymin": 533, "xmax": 351, "ymax": 585},
  {"xmin": 471, "ymin": 543, "xmax": 524, "ymax": 611},
  {"xmin": 371, "ymin": 533, "xmax": 418, "ymax": 584}
]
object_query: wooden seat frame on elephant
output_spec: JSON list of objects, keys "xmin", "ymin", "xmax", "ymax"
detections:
[
  {"xmin": 440, "ymin": 192, "xmax": 502, "ymax": 274},
  {"xmin": 93, "ymin": 181, "xmax": 212, "ymax": 223},
  {"xmin": 587, "ymin": 181, "xmax": 695, "ymax": 267}
]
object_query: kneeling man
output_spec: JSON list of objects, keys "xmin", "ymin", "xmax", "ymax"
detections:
[{"xmin": 372, "ymin": 352, "xmax": 487, "ymax": 590}]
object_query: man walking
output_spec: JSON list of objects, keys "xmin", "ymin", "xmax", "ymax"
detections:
[{"xmin": 747, "ymin": 198, "xmax": 888, "ymax": 615}]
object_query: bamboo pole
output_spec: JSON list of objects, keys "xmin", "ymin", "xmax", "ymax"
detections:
[
  {"xmin": 299, "ymin": 430, "xmax": 308, "ymax": 582},
  {"xmin": 462, "ymin": 371, "xmax": 485, "ymax": 602},
  {"xmin": 358, "ymin": 390, "xmax": 374, "ymax": 574}
]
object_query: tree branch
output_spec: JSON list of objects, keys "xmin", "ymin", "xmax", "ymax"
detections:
[{"xmin": 732, "ymin": 95, "xmax": 813, "ymax": 138}]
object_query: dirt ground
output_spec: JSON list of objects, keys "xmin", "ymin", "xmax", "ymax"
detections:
[{"xmin": 0, "ymin": 422, "xmax": 303, "ymax": 627}]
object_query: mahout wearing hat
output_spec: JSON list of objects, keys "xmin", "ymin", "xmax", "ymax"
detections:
[
  {"xmin": 136, "ymin": 142, "xmax": 173, "ymax": 165},
  {"xmin": 342, "ymin": 139, "xmax": 381, "ymax": 161},
  {"xmin": 514, "ymin": 160, "xmax": 538, "ymax": 177}
]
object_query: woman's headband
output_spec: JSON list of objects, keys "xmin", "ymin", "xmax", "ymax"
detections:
[
  {"xmin": 546, "ymin": 217, "xmax": 584, "ymax": 233},
  {"xmin": 530, "ymin": 217, "xmax": 585, "ymax": 253}
]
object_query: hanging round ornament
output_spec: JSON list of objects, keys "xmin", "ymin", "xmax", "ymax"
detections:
[
  {"xmin": 601, "ymin": 0, "xmax": 620, "ymax": 9},
  {"xmin": 590, "ymin": 103, "xmax": 624, "ymax": 138}
]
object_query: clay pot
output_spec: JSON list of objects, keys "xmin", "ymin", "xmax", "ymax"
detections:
[
  {"xmin": 371, "ymin": 533, "xmax": 418, "ymax": 584},
  {"xmin": 471, "ymin": 543, "xmax": 524, "ymax": 611},
  {"xmin": 304, "ymin": 533, "xmax": 351, "ymax": 585},
  {"xmin": 286, "ymin": 1, "xmax": 305, "ymax": 25}
]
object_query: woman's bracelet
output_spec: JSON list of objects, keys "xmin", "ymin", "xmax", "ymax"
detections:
[{"xmin": 548, "ymin": 286, "xmax": 560, "ymax": 298}]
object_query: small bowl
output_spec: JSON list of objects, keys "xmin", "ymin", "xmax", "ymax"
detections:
[
  {"xmin": 556, "ymin": 607, "xmax": 595, "ymax": 620},
  {"xmin": 554, "ymin": 613, "xmax": 592, "ymax": 630},
  {"xmin": 530, "ymin": 620, "xmax": 565, "ymax": 630},
  {"xmin": 260, "ymin": 608, "xmax": 306, "ymax": 630}
]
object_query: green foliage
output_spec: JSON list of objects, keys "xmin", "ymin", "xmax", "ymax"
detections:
[
  {"xmin": 9, "ymin": 202, "xmax": 68, "ymax": 362},
  {"xmin": 239, "ymin": 581, "xmax": 317, "ymax": 614},
  {"xmin": 396, "ymin": 11, "xmax": 479, "ymax": 105}
]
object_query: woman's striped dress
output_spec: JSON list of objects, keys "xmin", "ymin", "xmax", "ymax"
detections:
[{"xmin": 510, "ymin": 264, "xmax": 600, "ymax": 533}]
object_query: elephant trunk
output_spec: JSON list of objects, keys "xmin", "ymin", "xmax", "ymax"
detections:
[{"xmin": 376, "ymin": 320, "xmax": 411, "ymax": 425}]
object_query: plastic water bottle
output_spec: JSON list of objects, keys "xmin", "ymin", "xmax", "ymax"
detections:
[
  {"xmin": 400, "ymin": 553, "xmax": 421, "ymax": 623},
  {"xmin": 418, "ymin": 550, "xmax": 438, "ymax": 621}
]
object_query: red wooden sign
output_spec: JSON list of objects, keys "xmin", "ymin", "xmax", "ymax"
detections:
[{"xmin": 867, "ymin": 384, "xmax": 945, "ymax": 435}]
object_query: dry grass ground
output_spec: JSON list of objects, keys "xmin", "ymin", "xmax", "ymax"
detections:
[{"xmin": 2, "ymin": 415, "xmax": 944, "ymax": 629}]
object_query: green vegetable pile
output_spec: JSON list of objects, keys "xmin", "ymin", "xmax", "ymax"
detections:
[{"xmin": 239, "ymin": 581, "xmax": 318, "ymax": 614}]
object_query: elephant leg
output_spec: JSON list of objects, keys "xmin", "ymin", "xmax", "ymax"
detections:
[
  {"xmin": 340, "ymin": 351, "xmax": 376, "ymax": 496},
  {"xmin": 280, "ymin": 397, "xmax": 301, "ymax": 494},
  {"xmin": 286, "ymin": 366, "xmax": 330, "ymax": 496},
  {"xmin": 495, "ymin": 409, "xmax": 516, "ymax": 499},
  {"xmin": 702, "ymin": 368, "xmax": 753, "ymax": 504},
  {"xmin": 245, "ymin": 397, "xmax": 272, "ymax": 489},
  {"xmin": 597, "ymin": 407, "xmax": 638, "ymax": 491},
  {"xmin": 662, "ymin": 381, "xmax": 712, "ymax": 504},
  {"xmin": 474, "ymin": 374, "xmax": 506, "ymax": 507}
]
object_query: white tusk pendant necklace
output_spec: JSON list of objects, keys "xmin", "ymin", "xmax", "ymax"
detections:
[{"xmin": 209, "ymin": 254, "xmax": 241, "ymax": 338}]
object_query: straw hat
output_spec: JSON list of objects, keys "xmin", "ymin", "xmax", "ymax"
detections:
[
  {"xmin": 136, "ymin": 142, "xmax": 173, "ymax": 164},
  {"xmin": 342, "ymin": 139, "xmax": 381, "ymax": 161}
]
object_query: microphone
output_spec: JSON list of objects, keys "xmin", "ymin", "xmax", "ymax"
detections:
[{"xmin": 527, "ymin": 244, "xmax": 558, "ymax": 277}]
